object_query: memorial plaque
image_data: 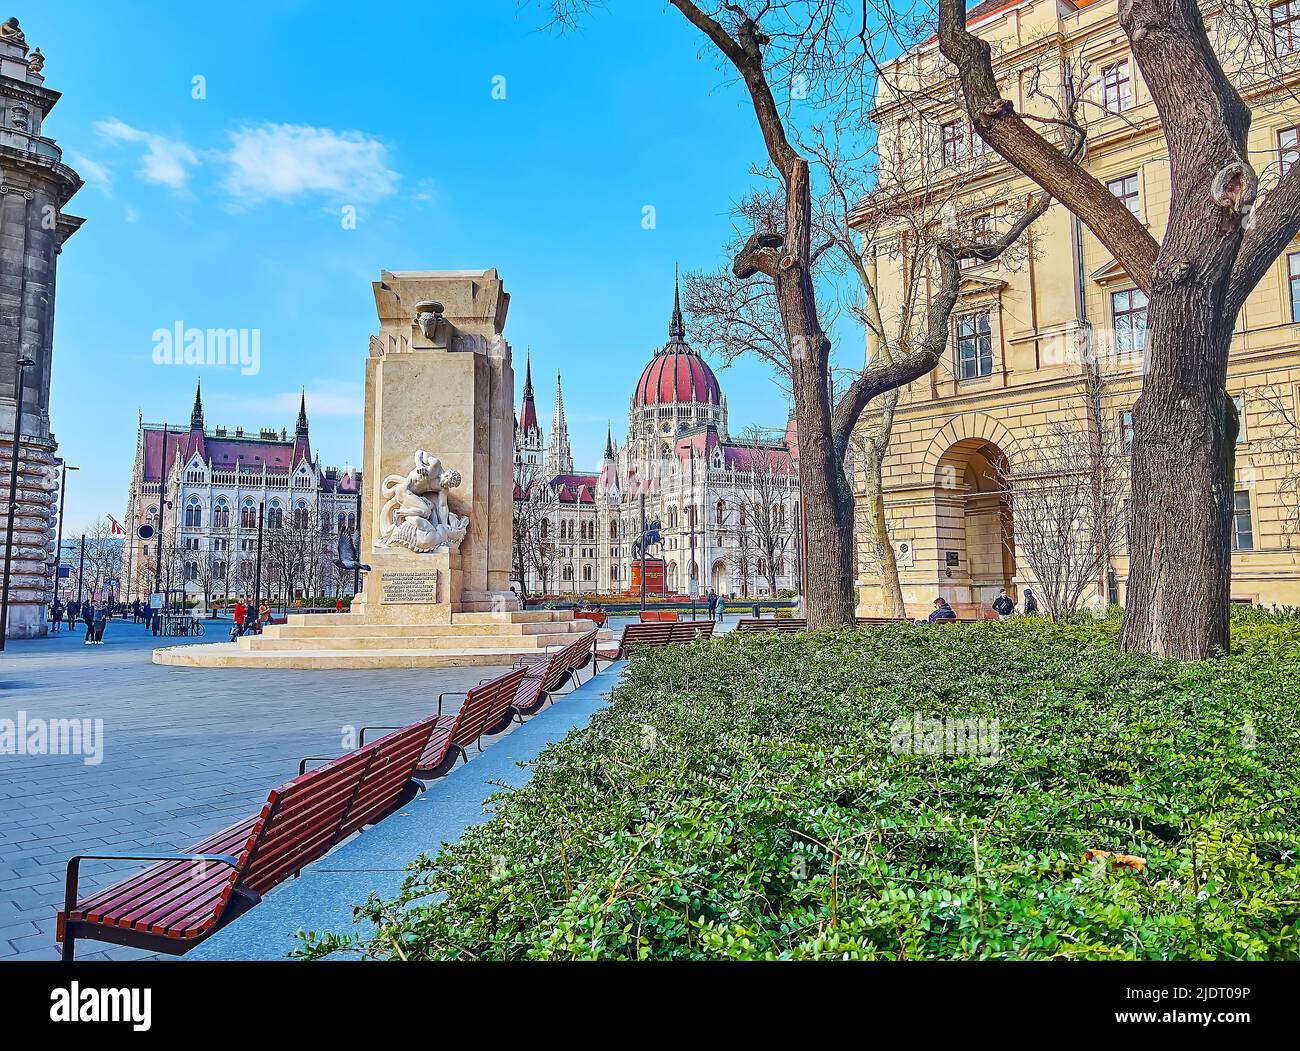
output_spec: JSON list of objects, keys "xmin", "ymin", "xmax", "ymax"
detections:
[{"xmin": 381, "ymin": 570, "xmax": 441, "ymax": 605}]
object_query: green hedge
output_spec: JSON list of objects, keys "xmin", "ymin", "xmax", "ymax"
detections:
[{"xmin": 299, "ymin": 618, "xmax": 1300, "ymax": 960}]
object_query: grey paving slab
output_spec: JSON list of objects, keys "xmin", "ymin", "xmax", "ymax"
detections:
[{"xmin": 0, "ymin": 618, "xmax": 498, "ymax": 960}]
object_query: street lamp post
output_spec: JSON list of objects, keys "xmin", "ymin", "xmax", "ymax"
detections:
[
  {"xmin": 152, "ymin": 425, "xmax": 170, "ymax": 633},
  {"xmin": 53, "ymin": 461, "xmax": 78, "ymax": 607},
  {"xmin": 639, "ymin": 489, "xmax": 647, "ymax": 615},
  {"xmin": 75, "ymin": 532, "xmax": 85, "ymax": 606},
  {"xmin": 0, "ymin": 356, "xmax": 36, "ymax": 651},
  {"xmin": 253, "ymin": 500, "xmax": 265, "ymax": 613}
]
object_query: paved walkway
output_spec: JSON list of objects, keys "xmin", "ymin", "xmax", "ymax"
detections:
[
  {"xmin": 0, "ymin": 610, "xmax": 737, "ymax": 960},
  {"xmin": 0, "ymin": 619, "xmax": 496, "ymax": 960}
]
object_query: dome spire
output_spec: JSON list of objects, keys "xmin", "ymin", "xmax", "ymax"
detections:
[{"xmin": 668, "ymin": 264, "xmax": 686, "ymax": 345}]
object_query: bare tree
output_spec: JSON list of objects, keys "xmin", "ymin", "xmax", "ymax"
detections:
[
  {"xmin": 1253, "ymin": 384, "xmax": 1300, "ymax": 545},
  {"xmin": 513, "ymin": 463, "xmax": 560, "ymax": 602},
  {"xmin": 721, "ymin": 426, "xmax": 800, "ymax": 597},
  {"xmin": 936, "ymin": 0, "xmax": 1300, "ymax": 657},
  {"xmin": 997, "ymin": 401, "xmax": 1130, "ymax": 621}
]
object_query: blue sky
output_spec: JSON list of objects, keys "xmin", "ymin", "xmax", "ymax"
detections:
[{"xmin": 31, "ymin": 0, "xmax": 813, "ymax": 532}]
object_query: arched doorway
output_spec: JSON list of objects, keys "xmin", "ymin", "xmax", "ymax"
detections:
[
  {"xmin": 666, "ymin": 560, "xmax": 679, "ymax": 593},
  {"xmin": 933, "ymin": 438, "xmax": 1015, "ymax": 606},
  {"xmin": 711, "ymin": 560, "xmax": 727, "ymax": 595}
]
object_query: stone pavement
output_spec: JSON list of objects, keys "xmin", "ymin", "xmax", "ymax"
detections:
[
  {"xmin": 0, "ymin": 610, "xmax": 737, "ymax": 961},
  {"xmin": 0, "ymin": 617, "xmax": 493, "ymax": 960}
]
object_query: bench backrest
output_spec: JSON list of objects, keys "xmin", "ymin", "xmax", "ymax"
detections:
[
  {"xmin": 335, "ymin": 719, "xmax": 437, "ymax": 840},
  {"xmin": 538, "ymin": 630, "xmax": 595, "ymax": 691},
  {"xmin": 640, "ymin": 610, "xmax": 680, "ymax": 622},
  {"xmin": 479, "ymin": 666, "xmax": 531, "ymax": 735},
  {"xmin": 671, "ymin": 619, "xmax": 716, "ymax": 643},
  {"xmin": 240, "ymin": 748, "xmax": 375, "ymax": 895},
  {"xmin": 736, "ymin": 617, "xmax": 807, "ymax": 632},
  {"xmin": 619, "ymin": 621, "xmax": 677, "ymax": 654}
]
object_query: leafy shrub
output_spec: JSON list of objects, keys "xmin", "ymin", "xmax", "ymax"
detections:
[{"xmin": 299, "ymin": 618, "xmax": 1300, "ymax": 960}]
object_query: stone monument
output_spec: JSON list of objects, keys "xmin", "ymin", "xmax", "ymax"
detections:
[{"xmin": 157, "ymin": 269, "xmax": 604, "ymax": 669}]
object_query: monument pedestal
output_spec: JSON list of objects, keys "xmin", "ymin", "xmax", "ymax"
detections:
[{"xmin": 155, "ymin": 268, "xmax": 609, "ymax": 671}]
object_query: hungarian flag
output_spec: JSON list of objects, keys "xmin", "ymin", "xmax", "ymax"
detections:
[{"xmin": 107, "ymin": 515, "xmax": 125, "ymax": 536}]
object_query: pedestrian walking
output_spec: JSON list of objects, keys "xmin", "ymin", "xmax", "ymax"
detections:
[
  {"xmin": 92, "ymin": 602, "xmax": 109, "ymax": 644},
  {"xmin": 992, "ymin": 588, "xmax": 1015, "ymax": 619},
  {"xmin": 1023, "ymin": 588, "xmax": 1039, "ymax": 616},
  {"xmin": 706, "ymin": 588, "xmax": 718, "ymax": 622},
  {"xmin": 232, "ymin": 596, "xmax": 247, "ymax": 640},
  {"xmin": 50, "ymin": 599, "xmax": 64, "ymax": 632},
  {"xmin": 65, "ymin": 600, "xmax": 77, "ymax": 631},
  {"xmin": 81, "ymin": 600, "xmax": 95, "ymax": 644},
  {"xmin": 716, "ymin": 593, "xmax": 727, "ymax": 624},
  {"xmin": 335, "ymin": 596, "xmax": 344, "ymax": 613}
]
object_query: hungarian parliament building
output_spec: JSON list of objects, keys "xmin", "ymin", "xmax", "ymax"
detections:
[
  {"xmin": 513, "ymin": 280, "xmax": 802, "ymax": 599},
  {"xmin": 120, "ymin": 387, "xmax": 362, "ymax": 602}
]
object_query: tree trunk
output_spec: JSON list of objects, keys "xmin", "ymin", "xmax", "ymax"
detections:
[
  {"xmin": 791, "ymin": 352, "xmax": 857, "ymax": 628},
  {"xmin": 861, "ymin": 443, "xmax": 906, "ymax": 618},
  {"xmin": 1119, "ymin": 291, "xmax": 1236, "ymax": 658}
]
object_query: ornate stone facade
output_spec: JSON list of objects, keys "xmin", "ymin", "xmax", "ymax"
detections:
[{"xmin": 0, "ymin": 22, "xmax": 83, "ymax": 638}]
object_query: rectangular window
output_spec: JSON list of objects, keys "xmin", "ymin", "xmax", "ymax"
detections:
[
  {"xmin": 942, "ymin": 121, "xmax": 965, "ymax": 166},
  {"xmin": 1119, "ymin": 409, "xmax": 1135, "ymax": 455},
  {"xmin": 1272, "ymin": 0, "xmax": 1300, "ymax": 55},
  {"xmin": 1107, "ymin": 173, "xmax": 1140, "ymax": 215},
  {"xmin": 1289, "ymin": 252, "xmax": 1300, "ymax": 322},
  {"xmin": 957, "ymin": 312, "xmax": 993, "ymax": 380},
  {"xmin": 962, "ymin": 214, "xmax": 993, "ymax": 268},
  {"xmin": 1102, "ymin": 61, "xmax": 1133, "ymax": 113},
  {"xmin": 1233, "ymin": 490, "xmax": 1255, "ymax": 551},
  {"xmin": 1279, "ymin": 126, "xmax": 1300, "ymax": 175},
  {"xmin": 1112, "ymin": 288, "xmax": 1149, "ymax": 356}
]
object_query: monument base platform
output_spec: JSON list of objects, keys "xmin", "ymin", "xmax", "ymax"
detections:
[{"xmin": 152, "ymin": 609, "xmax": 610, "ymax": 670}]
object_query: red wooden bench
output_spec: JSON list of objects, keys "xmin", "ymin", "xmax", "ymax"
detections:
[
  {"xmin": 593, "ymin": 619, "xmax": 714, "ymax": 670},
  {"xmin": 639, "ymin": 610, "xmax": 680, "ymax": 622},
  {"xmin": 56, "ymin": 719, "xmax": 435, "ymax": 961},
  {"xmin": 573, "ymin": 609, "xmax": 607, "ymax": 627},
  {"xmin": 501, "ymin": 630, "xmax": 599, "ymax": 726},
  {"xmin": 361, "ymin": 666, "xmax": 529, "ymax": 780},
  {"xmin": 670, "ymin": 619, "xmax": 716, "ymax": 643},
  {"xmin": 736, "ymin": 617, "xmax": 807, "ymax": 632}
]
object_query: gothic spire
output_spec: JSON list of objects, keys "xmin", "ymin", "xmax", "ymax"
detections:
[
  {"xmin": 190, "ymin": 379, "xmax": 204, "ymax": 430},
  {"xmin": 604, "ymin": 420, "xmax": 615, "ymax": 460},
  {"xmin": 296, "ymin": 388, "xmax": 309, "ymax": 437},
  {"xmin": 668, "ymin": 264, "xmax": 686, "ymax": 345}
]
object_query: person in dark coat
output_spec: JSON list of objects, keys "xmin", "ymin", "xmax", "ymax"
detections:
[
  {"xmin": 92, "ymin": 602, "xmax": 109, "ymax": 644},
  {"xmin": 706, "ymin": 588, "xmax": 718, "ymax": 622},
  {"xmin": 992, "ymin": 588, "xmax": 1015, "ymax": 618},
  {"xmin": 65, "ymin": 600, "xmax": 77, "ymax": 630},
  {"xmin": 50, "ymin": 600, "xmax": 64, "ymax": 632},
  {"xmin": 1023, "ymin": 588, "xmax": 1039, "ymax": 615},
  {"xmin": 81, "ymin": 600, "xmax": 95, "ymax": 644},
  {"xmin": 926, "ymin": 597, "xmax": 958, "ymax": 623}
]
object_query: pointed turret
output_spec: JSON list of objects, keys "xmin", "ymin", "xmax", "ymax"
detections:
[
  {"xmin": 546, "ymin": 371, "xmax": 574, "ymax": 475},
  {"xmin": 604, "ymin": 421, "xmax": 615, "ymax": 461},
  {"xmin": 292, "ymin": 388, "xmax": 312, "ymax": 465},
  {"xmin": 190, "ymin": 379, "xmax": 205, "ymax": 430},
  {"xmin": 668, "ymin": 264, "xmax": 686, "ymax": 345},
  {"xmin": 516, "ymin": 348, "xmax": 544, "ymax": 471}
]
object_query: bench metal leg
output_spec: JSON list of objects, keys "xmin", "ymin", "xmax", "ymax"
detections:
[{"xmin": 61, "ymin": 934, "xmax": 75, "ymax": 963}]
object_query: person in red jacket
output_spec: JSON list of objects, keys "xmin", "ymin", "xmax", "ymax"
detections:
[
  {"xmin": 335, "ymin": 597, "xmax": 344, "ymax": 613},
  {"xmin": 232, "ymin": 596, "xmax": 247, "ymax": 640}
]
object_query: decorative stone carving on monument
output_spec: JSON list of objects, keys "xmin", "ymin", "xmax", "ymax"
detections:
[
  {"xmin": 375, "ymin": 451, "xmax": 469, "ymax": 553},
  {"xmin": 413, "ymin": 300, "xmax": 452, "ymax": 347},
  {"xmin": 28, "ymin": 47, "xmax": 43, "ymax": 73}
]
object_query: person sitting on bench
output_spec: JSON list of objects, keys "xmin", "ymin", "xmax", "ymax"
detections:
[{"xmin": 924, "ymin": 597, "xmax": 957, "ymax": 624}]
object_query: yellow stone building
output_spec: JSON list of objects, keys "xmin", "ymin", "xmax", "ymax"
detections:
[{"xmin": 854, "ymin": 0, "xmax": 1300, "ymax": 616}]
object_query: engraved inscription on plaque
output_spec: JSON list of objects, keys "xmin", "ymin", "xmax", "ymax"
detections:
[{"xmin": 381, "ymin": 570, "xmax": 441, "ymax": 605}]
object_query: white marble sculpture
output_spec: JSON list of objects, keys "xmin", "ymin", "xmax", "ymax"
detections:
[{"xmin": 376, "ymin": 451, "xmax": 469, "ymax": 553}]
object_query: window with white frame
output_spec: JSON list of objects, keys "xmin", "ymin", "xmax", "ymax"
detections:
[
  {"xmin": 1112, "ymin": 288, "xmax": 1149, "ymax": 356},
  {"xmin": 1106, "ymin": 173, "xmax": 1140, "ymax": 215},
  {"xmin": 956, "ymin": 312, "xmax": 993, "ymax": 380},
  {"xmin": 1101, "ymin": 61, "xmax": 1132, "ymax": 113}
]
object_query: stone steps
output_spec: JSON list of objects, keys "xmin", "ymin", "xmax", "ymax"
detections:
[
  {"xmin": 262, "ymin": 619, "xmax": 588, "ymax": 640},
  {"xmin": 153, "ymin": 645, "xmax": 534, "ymax": 670},
  {"xmin": 238, "ymin": 630, "xmax": 588, "ymax": 652}
]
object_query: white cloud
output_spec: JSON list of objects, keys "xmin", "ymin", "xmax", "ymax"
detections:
[
  {"xmin": 93, "ymin": 118, "xmax": 199, "ymax": 190},
  {"xmin": 70, "ymin": 153, "xmax": 112, "ymax": 195},
  {"xmin": 222, "ymin": 124, "xmax": 399, "ymax": 206}
]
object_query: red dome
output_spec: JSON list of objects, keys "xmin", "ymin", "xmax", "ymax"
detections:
[{"xmin": 633, "ymin": 347, "xmax": 723, "ymax": 408}]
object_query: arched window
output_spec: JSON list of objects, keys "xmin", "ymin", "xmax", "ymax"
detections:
[
  {"xmin": 716, "ymin": 499, "xmax": 726, "ymax": 525},
  {"xmin": 184, "ymin": 560, "xmax": 199, "ymax": 582},
  {"xmin": 346, "ymin": 512, "xmax": 356, "ymax": 532},
  {"xmin": 213, "ymin": 499, "xmax": 230, "ymax": 529},
  {"xmin": 267, "ymin": 502, "xmax": 284, "ymax": 530},
  {"xmin": 582, "ymin": 564, "xmax": 593, "ymax": 582},
  {"xmin": 610, "ymin": 519, "xmax": 619, "ymax": 540},
  {"xmin": 293, "ymin": 501, "xmax": 309, "ymax": 530},
  {"xmin": 562, "ymin": 564, "xmax": 573, "ymax": 582},
  {"xmin": 184, "ymin": 499, "xmax": 202, "ymax": 529},
  {"xmin": 541, "ymin": 519, "xmax": 550, "ymax": 539},
  {"xmin": 213, "ymin": 560, "xmax": 227, "ymax": 579},
  {"xmin": 612, "ymin": 564, "xmax": 619, "ymax": 581},
  {"xmin": 240, "ymin": 501, "xmax": 257, "ymax": 529}
]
